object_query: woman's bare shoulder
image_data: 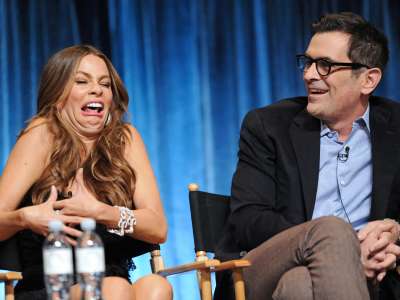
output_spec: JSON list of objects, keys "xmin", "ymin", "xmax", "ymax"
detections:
[
  {"xmin": 21, "ymin": 117, "xmax": 53, "ymax": 144},
  {"xmin": 123, "ymin": 123, "xmax": 143, "ymax": 144},
  {"xmin": 0, "ymin": 118, "xmax": 53, "ymax": 210},
  {"xmin": 16, "ymin": 117, "xmax": 54, "ymax": 161},
  {"xmin": 124, "ymin": 123, "xmax": 138, "ymax": 136},
  {"xmin": 123, "ymin": 124, "xmax": 148, "ymax": 159}
]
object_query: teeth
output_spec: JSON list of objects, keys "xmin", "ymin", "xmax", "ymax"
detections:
[
  {"xmin": 309, "ymin": 89, "xmax": 327, "ymax": 94},
  {"xmin": 82, "ymin": 102, "xmax": 104, "ymax": 113},
  {"xmin": 86, "ymin": 102, "xmax": 103, "ymax": 108}
]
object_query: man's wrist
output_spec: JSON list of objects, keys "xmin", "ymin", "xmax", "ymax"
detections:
[{"xmin": 384, "ymin": 218, "xmax": 400, "ymax": 243}]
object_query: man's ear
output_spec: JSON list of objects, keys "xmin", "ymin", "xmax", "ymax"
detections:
[{"xmin": 360, "ymin": 68, "xmax": 382, "ymax": 95}]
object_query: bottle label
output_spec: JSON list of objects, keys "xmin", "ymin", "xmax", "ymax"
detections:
[
  {"xmin": 43, "ymin": 248, "xmax": 73, "ymax": 275},
  {"xmin": 76, "ymin": 247, "xmax": 105, "ymax": 273}
]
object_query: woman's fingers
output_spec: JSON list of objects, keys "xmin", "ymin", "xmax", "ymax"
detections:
[
  {"xmin": 60, "ymin": 215, "xmax": 83, "ymax": 226},
  {"xmin": 53, "ymin": 201, "xmax": 79, "ymax": 216},
  {"xmin": 66, "ymin": 236, "xmax": 78, "ymax": 247},
  {"xmin": 53, "ymin": 199, "xmax": 67, "ymax": 210},
  {"xmin": 45, "ymin": 185, "xmax": 58, "ymax": 203},
  {"xmin": 62, "ymin": 224, "xmax": 82, "ymax": 238},
  {"xmin": 63, "ymin": 223, "xmax": 82, "ymax": 246}
]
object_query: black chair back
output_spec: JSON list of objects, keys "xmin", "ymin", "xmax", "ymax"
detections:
[
  {"xmin": 0, "ymin": 236, "xmax": 21, "ymax": 271},
  {"xmin": 189, "ymin": 190, "xmax": 230, "ymax": 253}
]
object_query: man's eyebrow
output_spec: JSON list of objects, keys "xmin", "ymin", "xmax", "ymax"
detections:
[
  {"xmin": 75, "ymin": 70, "xmax": 110, "ymax": 80},
  {"xmin": 304, "ymin": 53, "xmax": 336, "ymax": 62}
]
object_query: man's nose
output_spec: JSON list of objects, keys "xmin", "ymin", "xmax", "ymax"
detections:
[{"xmin": 303, "ymin": 62, "xmax": 320, "ymax": 81}]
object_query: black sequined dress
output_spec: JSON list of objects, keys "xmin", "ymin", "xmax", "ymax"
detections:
[{"xmin": 15, "ymin": 195, "xmax": 136, "ymax": 300}]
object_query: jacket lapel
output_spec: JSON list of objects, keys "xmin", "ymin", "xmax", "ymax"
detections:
[
  {"xmin": 289, "ymin": 109, "xmax": 321, "ymax": 220},
  {"xmin": 369, "ymin": 99, "xmax": 400, "ymax": 220}
]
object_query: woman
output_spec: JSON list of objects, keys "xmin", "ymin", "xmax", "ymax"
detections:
[{"xmin": 0, "ymin": 45, "xmax": 172, "ymax": 300}]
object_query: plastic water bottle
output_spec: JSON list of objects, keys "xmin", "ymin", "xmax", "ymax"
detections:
[
  {"xmin": 43, "ymin": 219, "xmax": 74, "ymax": 300},
  {"xmin": 76, "ymin": 218, "xmax": 105, "ymax": 300}
]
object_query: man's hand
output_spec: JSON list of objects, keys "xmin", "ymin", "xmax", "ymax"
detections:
[
  {"xmin": 358, "ymin": 219, "xmax": 399, "ymax": 244},
  {"xmin": 358, "ymin": 220, "xmax": 400, "ymax": 281}
]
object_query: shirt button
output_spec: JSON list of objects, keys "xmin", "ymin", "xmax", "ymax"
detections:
[
  {"xmin": 327, "ymin": 133, "xmax": 334, "ymax": 138},
  {"xmin": 340, "ymin": 180, "xmax": 345, "ymax": 185}
]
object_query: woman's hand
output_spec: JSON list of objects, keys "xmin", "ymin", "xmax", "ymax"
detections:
[
  {"xmin": 20, "ymin": 185, "xmax": 82, "ymax": 244},
  {"xmin": 53, "ymin": 168, "xmax": 105, "ymax": 220}
]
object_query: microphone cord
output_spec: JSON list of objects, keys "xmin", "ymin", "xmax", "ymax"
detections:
[{"xmin": 337, "ymin": 146, "xmax": 351, "ymax": 225}]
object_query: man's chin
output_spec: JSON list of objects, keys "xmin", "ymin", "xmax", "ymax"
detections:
[{"xmin": 306, "ymin": 103, "xmax": 323, "ymax": 119}]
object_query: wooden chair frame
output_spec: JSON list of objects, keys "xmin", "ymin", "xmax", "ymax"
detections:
[
  {"xmin": 0, "ymin": 272, "xmax": 22, "ymax": 300},
  {"xmin": 151, "ymin": 183, "xmax": 250, "ymax": 300}
]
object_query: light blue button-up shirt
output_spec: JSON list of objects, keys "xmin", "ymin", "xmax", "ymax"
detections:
[{"xmin": 312, "ymin": 105, "xmax": 372, "ymax": 231}]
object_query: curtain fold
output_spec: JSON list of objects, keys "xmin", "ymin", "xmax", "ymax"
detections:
[{"xmin": 1, "ymin": 1, "xmax": 400, "ymax": 299}]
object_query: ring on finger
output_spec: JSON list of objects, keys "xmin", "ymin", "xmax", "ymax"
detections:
[{"xmin": 54, "ymin": 210, "xmax": 61, "ymax": 215}]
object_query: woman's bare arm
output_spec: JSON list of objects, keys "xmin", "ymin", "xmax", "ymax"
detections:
[
  {"xmin": 97, "ymin": 125, "xmax": 168, "ymax": 244},
  {"xmin": 0, "ymin": 119, "xmax": 82, "ymax": 242},
  {"xmin": 0, "ymin": 120, "xmax": 51, "ymax": 240}
]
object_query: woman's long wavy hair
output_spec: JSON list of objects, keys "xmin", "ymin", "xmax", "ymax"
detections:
[{"xmin": 24, "ymin": 45, "xmax": 136, "ymax": 208}]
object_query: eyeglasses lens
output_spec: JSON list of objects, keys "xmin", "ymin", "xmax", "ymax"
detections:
[{"xmin": 297, "ymin": 56, "xmax": 331, "ymax": 76}]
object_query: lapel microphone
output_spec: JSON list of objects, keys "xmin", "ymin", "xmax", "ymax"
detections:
[
  {"xmin": 336, "ymin": 145, "xmax": 352, "ymax": 225},
  {"xmin": 337, "ymin": 146, "xmax": 350, "ymax": 162}
]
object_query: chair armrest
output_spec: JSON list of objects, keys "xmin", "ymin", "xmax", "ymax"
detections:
[
  {"xmin": 157, "ymin": 259, "xmax": 220, "ymax": 277},
  {"xmin": 213, "ymin": 259, "xmax": 250, "ymax": 272},
  {"xmin": 0, "ymin": 272, "xmax": 23, "ymax": 281}
]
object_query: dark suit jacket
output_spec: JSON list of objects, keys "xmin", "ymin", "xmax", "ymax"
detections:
[{"xmin": 215, "ymin": 96, "xmax": 400, "ymax": 299}]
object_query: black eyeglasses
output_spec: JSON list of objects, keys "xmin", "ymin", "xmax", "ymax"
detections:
[{"xmin": 296, "ymin": 54, "xmax": 370, "ymax": 76}]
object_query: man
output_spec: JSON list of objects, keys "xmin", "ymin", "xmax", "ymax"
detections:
[{"xmin": 216, "ymin": 12, "xmax": 400, "ymax": 300}]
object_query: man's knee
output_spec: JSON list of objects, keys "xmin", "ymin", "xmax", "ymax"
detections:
[
  {"xmin": 307, "ymin": 216, "xmax": 361, "ymax": 257},
  {"xmin": 272, "ymin": 266, "xmax": 313, "ymax": 300},
  {"xmin": 312, "ymin": 216, "xmax": 357, "ymax": 240}
]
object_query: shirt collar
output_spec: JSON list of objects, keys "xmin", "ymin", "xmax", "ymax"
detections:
[
  {"xmin": 320, "ymin": 103, "xmax": 370, "ymax": 137},
  {"xmin": 359, "ymin": 104, "xmax": 370, "ymax": 132}
]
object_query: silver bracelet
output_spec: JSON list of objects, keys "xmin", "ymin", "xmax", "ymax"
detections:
[{"xmin": 108, "ymin": 206, "xmax": 136, "ymax": 236}]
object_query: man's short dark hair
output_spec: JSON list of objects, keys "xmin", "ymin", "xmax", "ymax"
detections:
[{"xmin": 312, "ymin": 12, "xmax": 388, "ymax": 72}]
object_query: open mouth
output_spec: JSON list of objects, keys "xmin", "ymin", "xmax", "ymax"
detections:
[
  {"xmin": 81, "ymin": 102, "xmax": 104, "ymax": 113},
  {"xmin": 308, "ymin": 88, "xmax": 328, "ymax": 95}
]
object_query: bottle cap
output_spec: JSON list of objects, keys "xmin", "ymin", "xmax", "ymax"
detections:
[
  {"xmin": 81, "ymin": 218, "xmax": 96, "ymax": 231},
  {"xmin": 48, "ymin": 219, "xmax": 63, "ymax": 232}
]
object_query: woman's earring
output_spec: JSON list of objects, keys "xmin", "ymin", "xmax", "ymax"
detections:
[{"xmin": 105, "ymin": 113, "xmax": 112, "ymax": 126}]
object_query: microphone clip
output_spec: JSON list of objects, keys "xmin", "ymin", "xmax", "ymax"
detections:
[{"xmin": 337, "ymin": 146, "xmax": 350, "ymax": 162}]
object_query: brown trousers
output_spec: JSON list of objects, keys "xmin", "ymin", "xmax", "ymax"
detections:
[{"xmin": 243, "ymin": 216, "xmax": 370, "ymax": 300}]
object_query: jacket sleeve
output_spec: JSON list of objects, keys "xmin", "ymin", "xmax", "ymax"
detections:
[{"xmin": 229, "ymin": 109, "xmax": 295, "ymax": 251}]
